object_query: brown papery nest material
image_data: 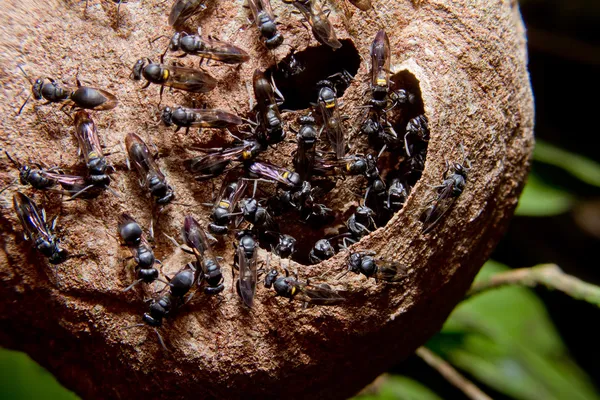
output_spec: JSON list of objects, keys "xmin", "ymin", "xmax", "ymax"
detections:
[{"xmin": 0, "ymin": 0, "xmax": 533, "ymax": 398}]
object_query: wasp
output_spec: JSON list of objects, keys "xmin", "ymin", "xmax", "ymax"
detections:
[
  {"xmin": 313, "ymin": 153, "xmax": 379, "ymax": 180},
  {"xmin": 284, "ymin": 0, "xmax": 341, "ymax": 49},
  {"xmin": 404, "ymin": 114, "xmax": 429, "ymax": 157},
  {"xmin": 73, "ymin": 110, "xmax": 113, "ymax": 185},
  {"xmin": 292, "ymin": 114, "xmax": 318, "ymax": 181},
  {"xmin": 233, "ymin": 230, "xmax": 258, "ymax": 308},
  {"xmin": 166, "ymin": 30, "xmax": 250, "ymax": 65},
  {"xmin": 346, "ymin": 252, "xmax": 407, "ymax": 282},
  {"xmin": 208, "ymin": 178, "xmax": 247, "ymax": 234},
  {"xmin": 130, "ymin": 263, "xmax": 196, "ymax": 351},
  {"xmin": 184, "ymin": 139, "xmax": 265, "ymax": 180},
  {"xmin": 240, "ymin": 197, "xmax": 279, "ymax": 232},
  {"xmin": 345, "ymin": 204, "xmax": 376, "ymax": 245},
  {"xmin": 168, "ymin": 0, "xmax": 205, "ymax": 27},
  {"xmin": 272, "ymin": 234, "xmax": 296, "ymax": 259},
  {"xmin": 246, "ymin": 161, "xmax": 302, "ymax": 188},
  {"xmin": 13, "ymin": 192, "xmax": 67, "ymax": 264},
  {"xmin": 266, "ymin": 269, "xmax": 344, "ymax": 306},
  {"xmin": 18, "ymin": 66, "xmax": 118, "ymax": 114},
  {"xmin": 247, "ymin": 0, "xmax": 284, "ymax": 49},
  {"xmin": 161, "ymin": 106, "xmax": 243, "ymax": 134},
  {"xmin": 308, "ymin": 238, "xmax": 335, "ymax": 264},
  {"xmin": 5, "ymin": 153, "xmax": 106, "ymax": 199},
  {"xmin": 182, "ymin": 216, "xmax": 225, "ymax": 294},
  {"xmin": 118, "ymin": 213, "xmax": 160, "ymax": 291},
  {"xmin": 369, "ymin": 29, "xmax": 392, "ymax": 111},
  {"xmin": 131, "ymin": 58, "xmax": 217, "ymax": 99},
  {"xmin": 316, "ymin": 79, "xmax": 346, "ymax": 159},
  {"xmin": 420, "ymin": 155, "xmax": 470, "ymax": 234},
  {"xmin": 125, "ymin": 133, "xmax": 175, "ymax": 205},
  {"xmin": 253, "ymin": 69, "xmax": 285, "ymax": 145},
  {"xmin": 385, "ymin": 178, "xmax": 409, "ymax": 212}
]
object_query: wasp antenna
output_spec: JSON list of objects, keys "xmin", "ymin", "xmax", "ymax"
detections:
[
  {"xmin": 123, "ymin": 323, "xmax": 146, "ymax": 330},
  {"xmin": 153, "ymin": 328, "xmax": 169, "ymax": 351},
  {"xmin": 17, "ymin": 64, "xmax": 32, "ymax": 83},
  {"xmin": 17, "ymin": 94, "xmax": 31, "ymax": 116},
  {"xmin": 123, "ymin": 279, "xmax": 144, "ymax": 292}
]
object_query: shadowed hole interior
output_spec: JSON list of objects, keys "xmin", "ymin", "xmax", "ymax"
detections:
[{"xmin": 269, "ymin": 40, "xmax": 361, "ymax": 111}]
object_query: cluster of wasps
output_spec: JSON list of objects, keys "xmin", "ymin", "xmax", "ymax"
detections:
[{"xmin": 6, "ymin": 0, "xmax": 470, "ymax": 350}]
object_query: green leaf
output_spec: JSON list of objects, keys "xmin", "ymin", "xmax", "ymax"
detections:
[
  {"xmin": 515, "ymin": 173, "xmax": 573, "ymax": 216},
  {"xmin": 534, "ymin": 140, "xmax": 600, "ymax": 188},
  {"xmin": 0, "ymin": 348, "xmax": 79, "ymax": 400},
  {"xmin": 427, "ymin": 261, "xmax": 599, "ymax": 400},
  {"xmin": 355, "ymin": 375, "xmax": 442, "ymax": 400}
]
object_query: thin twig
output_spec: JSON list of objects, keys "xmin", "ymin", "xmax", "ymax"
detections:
[
  {"xmin": 466, "ymin": 264, "xmax": 600, "ymax": 307},
  {"xmin": 415, "ymin": 347, "xmax": 492, "ymax": 400}
]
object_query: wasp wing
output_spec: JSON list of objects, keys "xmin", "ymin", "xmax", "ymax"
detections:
[
  {"xmin": 295, "ymin": 282, "xmax": 345, "ymax": 305},
  {"xmin": 164, "ymin": 65, "xmax": 217, "ymax": 93},
  {"xmin": 185, "ymin": 108, "xmax": 243, "ymax": 129},
  {"xmin": 168, "ymin": 0, "xmax": 204, "ymax": 26},
  {"xmin": 125, "ymin": 132, "xmax": 166, "ymax": 188},
  {"xmin": 237, "ymin": 244, "xmax": 258, "ymax": 307},
  {"xmin": 420, "ymin": 181, "xmax": 458, "ymax": 234},
  {"xmin": 13, "ymin": 192, "xmax": 53, "ymax": 244},
  {"xmin": 201, "ymin": 38, "xmax": 250, "ymax": 64},
  {"xmin": 318, "ymin": 99, "xmax": 345, "ymax": 159},
  {"xmin": 374, "ymin": 259, "xmax": 407, "ymax": 282}
]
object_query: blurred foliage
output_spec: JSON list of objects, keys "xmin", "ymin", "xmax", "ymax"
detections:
[
  {"xmin": 357, "ymin": 375, "xmax": 442, "ymax": 400},
  {"xmin": 515, "ymin": 172, "xmax": 573, "ymax": 217},
  {"xmin": 359, "ymin": 261, "xmax": 599, "ymax": 400},
  {"xmin": 516, "ymin": 140, "xmax": 600, "ymax": 217},
  {"xmin": 0, "ymin": 349, "xmax": 78, "ymax": 400}
]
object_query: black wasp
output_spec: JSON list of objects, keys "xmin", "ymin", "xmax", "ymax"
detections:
[
  {"xmin": 125, "ymin": 132, "xmax": 175, "ymax": 206},
  {"xmin": 18, "ymin": 66, "xmax": 118, "ymax": 114},
  {"xmin": 317, "ymin": 79, "xmax": 345, "ymax": 159},
  {"xmin": 208, "ymin": 178, "xmax": 247, "ymax": 234},
  {"xmin": 240, "ymin": 197, "xmax": 279, "ymax": 232},
  {"xmin": 73, "ymin": 110, "xmax": 113, "ymax": 185},
  {"xmin": 292, "ymin": 114, "xmax": 318, "ymax": 181},
  {"xmin": 5, "ymin": 152, "xmax": 104, "ymax": 199},
  {"xmin": 368, "ymin": 29, "xmax": 392, "ymax": 111},
  {"xmin": 308, "ymin": 238, "xmax": 335, "ymax": 264},
  {"xmin": 246, "ymin": 161, "xmax": 302, "ymax": 188},
  {"xmin": 284, "ymin": 0, "xmax": 341, "ymax": 49},
  {"xmin": 118, "ymin": 213, "xmax": 160, "ymax": 291},
  {"xmin": 13, "ymin": 192, "xmax": 67, "ymax": 264},
  {"xmin": 131, "ymin": 263, "xmax": 196, "ymax": 351},
  {"xmin": 264, "ymin": 269, "xmax": 344, "ymax": 306},
  {"xmin": 165, "ymin": 30, "xmax": 250, "ymax": 65},
  {"xmin": 420, "ymin": 153, "xmax": 470, "ymax": 234},
  {"xmin": 313, "ymin": 153, "xmax": 379, "ymax": 180},
  {"xmin": 253, "ymin": 69, "xmax": 285, "ymax": 145},
  {"xmin": 346, "ymin": 252, "xmax": 406, "ymax": 282},
  {"xmin": 162, "ymin": 106, "xmax": 243, "ymax": 134},
  {"xmin": 168, "ymin": 0, "xmax": 205, "ymax": 27},
  {"xmin": 184, "ymin": 139, "xmax": 265, "ymax": 181},
  {"xmin": 233, "ymin": 230, "xmax": 258, "ymax": 308},
  {"xmin": 385, "ymin": 178, "xmax": 409, "ymax": 212},
  {"xmin": 181, "ymin": 216, "xmax": 224, "ymax": 294},
  {"xmin": 345, "ymin": 204, "xmax": 376, "ymax": 246},
  {"xmin": 272, "ymin": 234, "xmax": 296, "ymax": 260},
  {"xmin": 247, "ymin": 0, "xmax": 284, "ymax": 49},
  {"xmin": 131, "ymin": 58, "xmax": 217, "ymax": 99}
]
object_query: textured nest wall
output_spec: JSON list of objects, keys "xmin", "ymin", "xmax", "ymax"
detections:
[{"xmin": 0, "ymin": 0, "xmax": 533, "ymax": 398}]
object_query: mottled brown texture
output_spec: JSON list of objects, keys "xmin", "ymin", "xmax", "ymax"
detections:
[{"xmin": 0, "ymin": 0, "xmax": 533, "ymax": 398}]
